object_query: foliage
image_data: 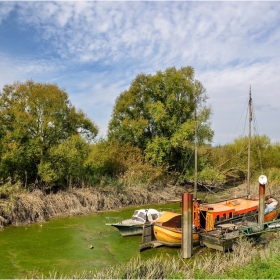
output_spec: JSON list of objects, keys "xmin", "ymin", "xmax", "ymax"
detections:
[
  {"xmin": 202, "ymin": 135, "xmax": 276, "ymax": 184},
  {"xmin": 85, "ymin": 140, "xmax": 166, "ymax": 187},
  {"xmin": 0, "ymin": 180, "xmax": 21, "ymax": 199},
  {"xmin": 265, "ymin": 167, "xmax": 280, "ymax": 185},
  {"xmin": 0, "ymin": 80, "xmax": 98, "ymax": 188},
  {"xmin": 264, "ymin": 141, "xmax": 280, "ymax": 169},
  {"xmin": 38, "ymin": 135, "xmax": 91, "ymax": 189},
  {"xmin": 198, "ymin": 166, "xmax": 226, "ymax": 185},
  {"xmin": 108, "ymin": 66, "xmax": 213, "ymax": 173}
]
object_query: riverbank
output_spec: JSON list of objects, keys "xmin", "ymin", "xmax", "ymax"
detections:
[
  {"xmin": 1, "ymin": 181, "xmax": 278, "ymax": 229},
  {"xmin": 0, "ymin": 183, "xmax": 187, "ymax": 228}
]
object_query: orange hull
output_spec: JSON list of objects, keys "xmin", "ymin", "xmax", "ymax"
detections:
[
  {"xmin": 153, "ymin": 224, "xmax": 200, "ymax": 247},
  {"xmin": 264, "ymin": 209, "xmax": 278, "ymax": 222}
]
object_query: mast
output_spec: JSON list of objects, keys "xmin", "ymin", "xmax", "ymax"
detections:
[
  {"xmin": 247, "ymin": 87, "xmax": 252, "ymax": 198},
  {"xmin": 194, "ymin": 109, "xmax": 198, "ymax": 200}
]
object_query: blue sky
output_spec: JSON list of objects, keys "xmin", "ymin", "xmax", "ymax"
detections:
[{"xmin": 0, "ymin": 1, "xmax": 280, "ymax": 145}]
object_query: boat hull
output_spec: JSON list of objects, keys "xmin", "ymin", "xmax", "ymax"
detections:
[
  {"xmin": 107, "ymin": 208, "xmax": 163, "ymax": 237},
  {"xmin": 199, "ymin": 233, "xmax": 239, "ymax": 252},
  {"xmin": 264, "ymin": 209, "xmax": 278, "ymax": 222},
  {"xmin": 109, "ymin": 223, "xmax": 143, "ymax": 236},
  {"xmin": 153, "ymin": 225, "xmax": 200, "ymax": 247},
  {"xmin": 199, "ymin": 224, "xmax": 240, "ymax": 252}
]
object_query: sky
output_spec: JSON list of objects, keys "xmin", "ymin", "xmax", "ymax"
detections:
[{"xmin": 0, "ymin": 1, "xmax": 280, "ymax": 146}]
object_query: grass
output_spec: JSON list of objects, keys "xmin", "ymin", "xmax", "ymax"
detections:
[{"xmin": 23, "ymin": 231, "xmax": 280, "ymax": 279}]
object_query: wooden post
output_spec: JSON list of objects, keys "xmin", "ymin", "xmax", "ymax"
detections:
[
  {"xmin": 182, "ymin": 193, "xmax": 193, "ymax": 259},
  {"xmin": 258, "ymin": 175, "xmax": 267, "ymax": 225}
]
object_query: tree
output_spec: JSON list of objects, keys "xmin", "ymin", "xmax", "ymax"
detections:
[
  {"xmin": 38, "ymin": 134, "xmax": 91, "ymax": 189},
  {"xmin": 0, "ymin": 80, "xmax": 98, "ymax": 187},
  {"xmin": 85, "ymin": 139, "xmax": 166, "ymax": 187},
  {"xmin": 108, "ymin": 66, "xmax": 213, "ymax": 172},
  {"xmin": 203, "ymin": 135, "xmax": 274, "ymax": 185}
]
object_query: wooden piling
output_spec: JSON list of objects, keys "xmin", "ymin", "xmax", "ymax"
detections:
[
  {"xmin": 258, "ymin": 175, "xmax": 267, "ymax": 225},
  {"xmin": 182, "ymin": 193, "xmax": 193, "ymax": 259}
]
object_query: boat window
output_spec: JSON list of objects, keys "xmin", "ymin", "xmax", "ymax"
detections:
[
  {"xmin": 216, "ymin": 215, "xmax": 220, "ymax": 222},
  {"xmin": 221, "ymin": 213, "xmax": 226, "ymax": 221},
  {"xmin": 138, "ymin": 212, "xmax": 146, "ymax": 220},
  {"xmin": 132, "ymin": 216, "xmax": 145, "ymax": 222},
  {"xmin": 150, "ymin": 214, "xmax": 159, "ymax": 220},
  {"xmin": 132, "ymin": 210, "xmax": 139, "ymax": 216},
  {"xmin": 229, "ymin": 212, "xmax": 233, "ymax": 218},
  {"xmin": 199, "ymin": 210, "xmax": 207, "ymax": 229},
  {"xmin": 132, "ymin": 210, "xmax": 146, "ymax": 222}
]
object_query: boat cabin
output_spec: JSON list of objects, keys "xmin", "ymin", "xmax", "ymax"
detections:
[
  {"xmin": 194, "ymin": 198, "xmax": 259, "ymax": 231},
  {"xmin": 132, "ymin": 209, "xmax": 161, "ymax": 223}
]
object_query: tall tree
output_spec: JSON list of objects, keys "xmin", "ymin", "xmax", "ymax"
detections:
[
  {"xmin": 108, "ymin": 66, "xmax": 213, "ymax": 172},
  {"xmin": 0, "ymin": 80, "xmax": 98, "ymax": 186}
]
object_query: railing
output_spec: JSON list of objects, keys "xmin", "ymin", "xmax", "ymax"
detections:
[
  {"xmin": 241, "ymin": 219, "xmax": 280, "ymax": 236},
  {"xmin": 105, "ymin": 216, "xmax": 124, "ymax": 224}
]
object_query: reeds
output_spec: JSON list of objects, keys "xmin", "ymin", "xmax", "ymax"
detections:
[
  {"xmin": 0, "ymin": 184, "xmax": 186, "ymax": 227},
  {"xmin": 26, "ymin": 235, "xmax": 280, "ymax": 279}
]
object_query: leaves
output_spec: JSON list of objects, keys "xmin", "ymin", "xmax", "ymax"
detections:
[
  {"xmin": 108, "ymin": 66, "xmax": 214, "ymax": 172},
  {"xmin": 0, "ymin": 80, "xmax": 98, "ymax": 187}
]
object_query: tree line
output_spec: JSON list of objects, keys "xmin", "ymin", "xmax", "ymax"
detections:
[{"xmin": 1, "ymin": 66, "xmax": 280, "ymax": 196}]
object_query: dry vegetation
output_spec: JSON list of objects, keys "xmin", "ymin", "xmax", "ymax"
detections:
[
  {"xmin": 91, "ymin": 238, "xmax": 258, "ymax": 279},
  {"xmin": 1, "ymin": 179, "xmax": 279, "ymax": 229},
  {"xmin": 0, "ymin": 184, "xmax": 186, "ymax": 228}
]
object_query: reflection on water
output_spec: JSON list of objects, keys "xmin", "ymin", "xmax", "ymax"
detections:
[{"xmin": 0, "ymin": 203, "xmax": 180, "ymax": 278}]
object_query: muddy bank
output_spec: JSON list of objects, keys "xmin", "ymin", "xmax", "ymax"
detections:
[{"xmin": 0, "ymin": 184, "xmax": 188, "ymax": 228}]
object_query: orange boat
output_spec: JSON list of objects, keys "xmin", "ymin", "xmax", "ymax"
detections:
[
  {"xmin": 153, "ymin": 197, "xmax": 278, "ymax": 247},
  {"xmin": 153, "ymin": 211, "xmax": 200, "ymax": 247}
]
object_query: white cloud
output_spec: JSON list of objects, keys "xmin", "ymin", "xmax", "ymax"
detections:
[
  {"xmin": 0, "ymin": 1, "xmax": 280, "ymax": 145},
  {"xmin": 0, "ymin": 2, "xmax": 15, "ymax": 23}
]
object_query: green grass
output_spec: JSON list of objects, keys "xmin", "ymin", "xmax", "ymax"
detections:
[{"xmin": 24, "ymin": 233, "xmax": 280, "ymax": 279}]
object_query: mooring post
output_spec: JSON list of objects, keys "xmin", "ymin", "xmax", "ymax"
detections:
[
  {"xmin": 182, "ymin": 193, "xmax": 193, "ymax": 259},
  {"xmin": 258, "ymin": 175, "xmax": 267, "ymax": 225}
]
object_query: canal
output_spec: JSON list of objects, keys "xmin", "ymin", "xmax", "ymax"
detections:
[{"xmin": 0, "ymin": 203, "xmax": 181, "ymax": 278}]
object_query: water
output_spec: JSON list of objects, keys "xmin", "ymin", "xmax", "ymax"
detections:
[{"xmin": 0, "ymin": 203, "xmax": 180, "ymax": 278}]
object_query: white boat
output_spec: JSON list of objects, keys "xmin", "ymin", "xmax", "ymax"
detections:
[{"xmin": 106, "ymin": 208, "xmax": 163, "ymax": 236}]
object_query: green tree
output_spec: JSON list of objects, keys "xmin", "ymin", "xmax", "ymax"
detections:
[
  {"xmin": 38, "ymin": 134, "xmax": 91, "ymax": 189},
  {"xmin": 204, "ymin": 135, "xmax": 274, "ymax": 185},
  {"xmin": 0, "ymin": 80, "xmax": 98, "ymax": 187},
  {"xmin": 108, "ymin": 66, "xmax": 213, "ymax": 172},
  {"xmin": 85, "ymin": 139, "xmax": 166, "ymax": 187}
]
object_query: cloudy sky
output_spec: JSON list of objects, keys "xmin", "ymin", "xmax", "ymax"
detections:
[{"xmin": 0, "ymin": 1, "xmax": 279, "ymax": 146}]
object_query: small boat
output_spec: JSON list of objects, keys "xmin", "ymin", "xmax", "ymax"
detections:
[
  {"xmin": 153, "ymin": 211, "xmax": 201, "ymax": 247},
  {"xmin": 199, "ymin": 223, "xmax": 240, "ymax": 252},
  {"xmin": 107, "ymin": 208, "xmax": 163, "ymax": 237}
]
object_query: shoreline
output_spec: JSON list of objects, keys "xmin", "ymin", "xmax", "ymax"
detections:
[
  {"xmin": 1, "ymin": 181, "xmax": 276, "ymax": 229},
  {"xmin": 0, "ymin": 184, "xmax": 187, "ymax": 228}
]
